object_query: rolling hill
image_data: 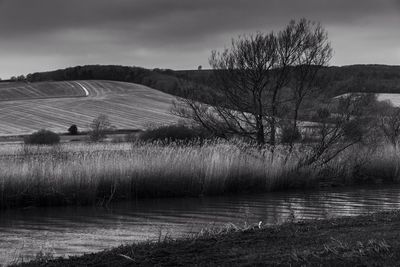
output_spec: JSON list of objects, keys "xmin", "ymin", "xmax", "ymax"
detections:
[
  {"xmin": 0, "ymin": 80, "xmax": 179, "ymax": 136},
  {"xmin": 0, "ymin": 81, "xmax": 86, "ymax": 101}
]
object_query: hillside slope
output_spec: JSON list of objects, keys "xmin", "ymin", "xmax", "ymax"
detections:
[
  {"xmin": 0, "ymin": 80, "xmax": 179, "ymax": 135},
  {"xmin": 0, "ymin": 81, "xmax": 86, "ymax": 101}
]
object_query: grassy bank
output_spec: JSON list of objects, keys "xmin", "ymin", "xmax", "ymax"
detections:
[
  {"xmin": 15, "ymin": 210, "xmax": 400, "ymax": 266},
  {"xmin": 1, "ymin": 141, "xmax": 400, "ymax": 209}
]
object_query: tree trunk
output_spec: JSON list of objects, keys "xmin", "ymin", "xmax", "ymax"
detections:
[
  {"xmin": 256, "ymin": 115, "xmax": 265, "ymax": 145},
  {"xmin": 269, "ymin": 98, "xmax": 278, "ymax": 146},
  {"xmin": 289, "ymin": 101, "xmax": 301, "ymax": 152}
]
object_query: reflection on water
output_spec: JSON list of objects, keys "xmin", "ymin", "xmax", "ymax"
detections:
[{"xmin": 1, "ymin": 185, "xmax": 400, "ymax": 264}]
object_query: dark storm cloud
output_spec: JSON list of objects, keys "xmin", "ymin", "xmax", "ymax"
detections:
[
  {"xmin": 0, "ymin": 0, "xmax": 399, "ymax": 78},
  {"xmin": 0, "ymin": 0, "xmax": 392, "ymax": 40}
]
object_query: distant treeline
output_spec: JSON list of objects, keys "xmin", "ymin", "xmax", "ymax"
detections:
[
  {"xmin": 176, "ymin": 65, "xmax": 400, "ymax": 96},
  {"xmin": 25, "ymin": 64, "xmax": 400, "ymax": 99},
  {"xmin": 320, "ymin": 65, "xmax": 400, "ymax": 96}
]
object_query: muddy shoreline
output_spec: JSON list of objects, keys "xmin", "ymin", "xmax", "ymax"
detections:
[{"xmin": 15, "ymin": 210, "xmax": 400, "ymax": 266}]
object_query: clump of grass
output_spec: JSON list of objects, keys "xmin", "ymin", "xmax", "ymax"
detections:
[
  {"xmin": 333, "ymin": 144, "xmax": 400, "ymax": 185},
  {"xmin": 138, "ymin": 123, "xmax": 211, "ymax": 144},
  {"xmin": 291, "ymin": 237, "xmax": 392, "ymax": 264}
]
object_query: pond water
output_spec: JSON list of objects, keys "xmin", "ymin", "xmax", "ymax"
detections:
[{"xmin": 1, "ymin": 185, "xmax": 400, "ymax": 265}]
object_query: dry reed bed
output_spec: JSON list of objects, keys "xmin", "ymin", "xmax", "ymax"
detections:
[
  {"xmin": 0, "ymin": 142, "xmax": 299, "ymax": 209},
  {"xmin": 0, "ymin": 142, "xmax": 399, "ymax": 209}
]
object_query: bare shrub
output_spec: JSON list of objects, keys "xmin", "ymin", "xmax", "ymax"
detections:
[{"xmin": 89, "ymin": 114, "xmax": 113, "ymax": 142}]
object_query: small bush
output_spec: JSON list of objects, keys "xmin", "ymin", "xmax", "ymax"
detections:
[
  {"xmin": 280, "ymin": 125, "xmax": 302, "ymax": 144},
  {"xmin": 139, "ymin": 124, "xmax": 211, "ymax": 144},
  {"xmin": 342, "ymin": 120, "xmax": 364, "ymax": 142},
  {"xmin": 68, "ymin": 124, "xmax": 78, "ymax": 135},
  {"xmin": 24, "ymin": 129, "xmax": 60, "ymax": 145}
]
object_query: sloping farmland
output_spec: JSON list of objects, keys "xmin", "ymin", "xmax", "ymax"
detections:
[
  {"xmin": 0, "ymin": 80, "xmax": 180, "ymax": 135},
  {"xmin": 334, "ymin": 93, "xmax": 400, "ymax": 107},
  {"xmin": 0, "ymin": 81, "xmax": 86, "ymax": 101}
]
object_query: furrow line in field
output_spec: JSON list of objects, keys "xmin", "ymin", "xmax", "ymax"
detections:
[{"xmin": 74, "ymin": 81, "xmax": 90, "ymax": 96}]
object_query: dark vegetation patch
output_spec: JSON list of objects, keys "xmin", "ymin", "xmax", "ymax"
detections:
[
  {"xmin": 15, "ymin": 211, "xmax": 400, "ymax": 267},
  {"xmin": 24, "ymin": 130, "xmax": 60, "ymax": 145},
  {"xmin": 280, "ymin": 125, "xmax": 302, "ymax": 144}
]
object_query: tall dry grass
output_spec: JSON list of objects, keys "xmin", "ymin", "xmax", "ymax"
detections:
[
  {"xmin": 0, "ymin": 141, "xmax": 301, "ymax": 209},
  {"xmin": 0, "ymin": 141, "xmax": 399, "ymax": 209}
]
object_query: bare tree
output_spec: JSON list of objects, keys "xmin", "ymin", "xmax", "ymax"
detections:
[
  {"xmin": 89, "ymin": 114, "xmax": 113, "ymax": 142},
  {"xmin": 284, "ymin": 20, "xmax": 333, "ymax": 149},
  {"xmin": 174, "ymin": 19, "xmax": 332, "ymax": 147},
  {"xmin": 379, "ymin": 105, "xmax": 400, "ymax": 148}
]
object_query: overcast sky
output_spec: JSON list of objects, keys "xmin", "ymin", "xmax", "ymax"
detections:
[{"xmin": 0, "ymin": 0, "xmax": 399, "ymax": 78}]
